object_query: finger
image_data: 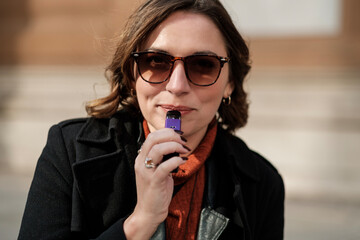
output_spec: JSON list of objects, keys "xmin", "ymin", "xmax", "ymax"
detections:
[
  {"xmin": 135, "ymin": 128, "xmax": 188, "ymax": 170},
  {"xmin": 146, "ymin": 142, "xmax": 190, "ymax": 165},
  {"xmin": 154, "ymin": 156, "xmax": 187, "ymax": 180},
  {"xmin": 140, "ymin": 128, "xmax": 187, "ymax": 156}
]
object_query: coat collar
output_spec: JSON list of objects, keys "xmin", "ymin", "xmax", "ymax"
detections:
[
  {"xmin": 216, "ymin": 127, "xmax": 260, "ymax": 182},
  {"xmin": 76, "ymin": 111, "xmax": 144, "ymax": 146},
  {"xmin": 76, "ymin": 117, "xmax": 113, "ymax": 143}
]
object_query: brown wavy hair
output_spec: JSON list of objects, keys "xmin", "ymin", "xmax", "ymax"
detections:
[{"xmin": 86, "ymin": 0, "xmax": 251, "ymax": 132}]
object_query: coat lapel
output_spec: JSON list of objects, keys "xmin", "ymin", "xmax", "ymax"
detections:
[
  {"xmin": 204, "ymin": 127, "xmax": 260, "ymax": 239},
  {"xmin": 70, "ymin": 112, "xmax": 143, "ymax": 235}
]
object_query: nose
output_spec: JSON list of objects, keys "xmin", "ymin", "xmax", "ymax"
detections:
[{"xmin": 165, "ymin": 61, "xmax": 191, "ymax": 95}]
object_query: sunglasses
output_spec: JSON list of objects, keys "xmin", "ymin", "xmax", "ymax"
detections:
[{"xmin": 131, "ymin": 51, "xmax": 230, "ymax": 86}]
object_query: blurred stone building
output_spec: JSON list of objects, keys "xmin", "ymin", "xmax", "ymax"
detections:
[{"xmin": 1, "ymin": 0, "xmax": 359, "ymax": 67}]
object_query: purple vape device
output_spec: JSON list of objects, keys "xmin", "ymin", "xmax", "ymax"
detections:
[
  {"xmin": 164, "ymin": 110, "xmax": 181, "ymax": 172},
  {"xmin": 165, "ymin": 110, "xmax": 181, "ymax": 131}
]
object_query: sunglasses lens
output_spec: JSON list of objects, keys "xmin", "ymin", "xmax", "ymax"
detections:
[
  {"xmin": 186, "ymin": 56, "xmax": 221, "ymax": 86},
  {"xmin": 137, "ymin": 53, "xmax": 172, "ymax": 83}
]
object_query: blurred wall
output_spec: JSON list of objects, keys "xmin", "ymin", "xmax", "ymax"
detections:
[
  {"xmin": 0, "ymin": 0, "xmax": 140, "ymax": 65},
  {"xmin": 0, "ymin": 0, "xmax": 359, "ymax": 67}
]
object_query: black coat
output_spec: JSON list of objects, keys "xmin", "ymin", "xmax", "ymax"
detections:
[{"xmin": 18, "ymin": 111, "xmax": 284, "ymax": 239}]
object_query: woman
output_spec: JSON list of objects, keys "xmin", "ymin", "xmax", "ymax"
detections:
[{"xmin": 19, "ymin": 0, "xmax": 284, "ymax": 239}]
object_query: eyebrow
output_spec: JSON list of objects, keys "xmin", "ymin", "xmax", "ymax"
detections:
[
  {"xmin": 144, "ymin": 47, "xmax": 168, "ymax": 54},
  {"xmin": 144, "ymin": 48, "xmax": 219, "ymax": 56},
  {"xmin": 193, "ymin": 50, "xmax": 218, "ymax": 56}
]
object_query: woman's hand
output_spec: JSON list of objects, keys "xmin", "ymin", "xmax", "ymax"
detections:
[{"xmin": 124, "ymin": 128, "xmax": 189, "ymax": 239}]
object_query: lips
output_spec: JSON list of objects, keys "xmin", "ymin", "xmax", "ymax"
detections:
[{"xmin": 159, "ymin": 104, "xmax": 195, "ymax": 114}]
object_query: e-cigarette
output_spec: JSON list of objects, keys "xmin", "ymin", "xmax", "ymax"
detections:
[
  {"xmin": 165, "ymin": 110, "xmax": 181, "ymax": 131},
  {"xmin": 164, "ymin": 110, "xmax": 181, "ymax": 172}
]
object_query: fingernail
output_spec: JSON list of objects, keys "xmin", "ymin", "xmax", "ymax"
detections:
[
  {"xmin": 182, "ymin": 145, "xmax": 191, "ymax": 151},
  {"xmin": 182, "ymin": 157, "xmax": 188, "ymax": 161},
  {"xmin": 181, "ymin": 136, "xmax": 188, "ymax": 142},
  {"xmin": 174, "ymin": 130, "xmax": 184, "ymax": 135}
]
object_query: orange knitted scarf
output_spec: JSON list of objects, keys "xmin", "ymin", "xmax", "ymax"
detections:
[{"xmin": 143, "ymin": 120, "xmax": 217, "ymax": 240}]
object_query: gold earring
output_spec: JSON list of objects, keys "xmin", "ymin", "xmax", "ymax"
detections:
[{"xmin": 222, "ymin": 96, "xmax": 231, "ymax": 105}]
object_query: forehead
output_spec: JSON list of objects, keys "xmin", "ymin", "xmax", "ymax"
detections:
[{"xmin": 142, "ymin": 11, "xmax": 227, "ymax": 56}]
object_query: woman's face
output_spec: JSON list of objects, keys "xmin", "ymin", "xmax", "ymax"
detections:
[{"xmin": 134, "ymin": 11, "xmax": 233, "ymax": 140}]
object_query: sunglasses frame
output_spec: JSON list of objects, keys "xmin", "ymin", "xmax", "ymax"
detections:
[{"xmin": 131, "ymin": 51, "xmax": 230, "ymax": 86}]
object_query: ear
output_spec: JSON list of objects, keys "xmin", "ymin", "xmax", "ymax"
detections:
[{"xmin": 223, "ymin": 80, "xmax": 234, "ymax": 98}]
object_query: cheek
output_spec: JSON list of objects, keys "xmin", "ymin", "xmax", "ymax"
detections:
[
  {"xmin": 199, "ymin": 82, "xmax": 231, "ymax": 114},
  {"xmin": 198, "ymin": 89, "xmax": 223, "ymax": 112},
  {"xmin": 135, "ymin": 80, "xmax": 161, "ymax": 109},
  {"xmin": 201, "ymin": 75, "xmax": 230, "ymax": 106}
]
